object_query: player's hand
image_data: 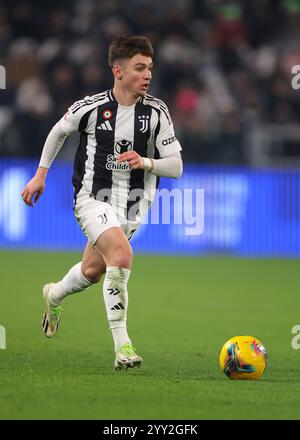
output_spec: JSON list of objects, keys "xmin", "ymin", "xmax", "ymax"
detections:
[
  {"xmin": 21, "ymin": 176, "xmax": 45, "ymax": 207},
  {"xmin": 117, "ymin": 151, "xmax": 144, "ymax": 170}
]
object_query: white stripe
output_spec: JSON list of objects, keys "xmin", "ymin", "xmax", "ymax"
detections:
[
  {"xmin": 111, "ymin": 105, "xmax": 134, "ymax": 218},
  {"xmin": 71, "ymin": 91, "xmax": 108, "ymax": 112}
]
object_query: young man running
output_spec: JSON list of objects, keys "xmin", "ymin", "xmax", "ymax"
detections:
[{"xmin": 21, "ymin": 35, "xmax": 183, "ymax": 370}]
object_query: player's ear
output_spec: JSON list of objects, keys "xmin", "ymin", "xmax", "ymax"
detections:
[{"xmin": 112, "ymin": 64, "xmax": 122, "ymax": 80}]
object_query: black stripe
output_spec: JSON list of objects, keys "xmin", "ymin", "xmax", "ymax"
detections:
[
  {"xmin": 144, "ymin": 95, "xmax": 171, "ymax": 124},
  {"xmin": 72, "ymin": 132, "xmax": 88, "ymax": 202},
  {"xmin": 153, "ymin": 107, "xmax": 161, "ymax": 190},
  {"xmin": 78, "ymin": 108, "xmax": 95, "ymax": 132},
  {"xmin": 153, "ymin": 107, "xmax": 160, "ymax": 143},
  {"xmin": 126, "ymin": 103, "xmax": 152, "ymax": 221},
  {"xmin": 73, "ymin": 107, "xmax": 97, "ymax": 202},
  {"xmin": 158, "ymin": 100, "xmax": 168, "ymax": 110},
  {"xmin": 141, "ymin": 104, "xmax": 161, "ymax": 143},
  {"xmin": 154, "ymin": 99, "xmax": 171, "ymax": 124},
  {"xmin": 158, "ymin": 101, "xmax": 168, "ymax": 113},
  {"xmin": 44, "ymin": 320, "xmax": 49, "ymax": 333},
  {"xmin": 92, "ymin": 101, "xmax": 119, "ymax": 201},
  {"xmin": 144, "ymin": 93, "xmax": 156, "ymax": 101}
]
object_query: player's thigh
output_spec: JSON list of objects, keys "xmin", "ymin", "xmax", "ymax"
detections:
[
  {"xmin": 94, "ymin": 227, "xmax": 133, "ymax": 269},
  {"xmin": 75, "ymin": 194, "xmax": 120, "ymax": 246},
  {"xmin": 75, "ymin": 193, "xmax": 134, "ymax": 269},
  {"xmin": 81, "ymin": 241, "xmax": 106, "ymax": 283}
]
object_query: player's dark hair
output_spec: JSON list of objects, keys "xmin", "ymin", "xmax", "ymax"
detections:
[{"xmin": 108, "ymin": 35, "xmax": 153, "ymax": 67}]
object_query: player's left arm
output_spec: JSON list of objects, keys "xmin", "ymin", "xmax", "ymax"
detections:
[{"xmin": 117, "ymin": 150, "xmax": 182, "ymax": 178}]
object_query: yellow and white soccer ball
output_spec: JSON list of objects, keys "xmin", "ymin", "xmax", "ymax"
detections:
[{"xmin": 219, "ymin": 335, "xmax": 267, "ymax": 380}]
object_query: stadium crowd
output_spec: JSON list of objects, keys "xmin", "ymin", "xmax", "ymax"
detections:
[{"xmin": 0, "ymin": 0, "xmax": 300, "ymax": 164}]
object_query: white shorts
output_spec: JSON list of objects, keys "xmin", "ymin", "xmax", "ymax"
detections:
[{"xmin": 74, "ymin": 191, "xmax": 140, "ymax": 245}]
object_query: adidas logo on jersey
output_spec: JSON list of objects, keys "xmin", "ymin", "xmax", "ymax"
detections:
[{"xmin": 97, "ymin": 120, "xmax": 113, "ymax": 131}]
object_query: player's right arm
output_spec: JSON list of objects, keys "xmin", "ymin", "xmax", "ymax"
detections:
[
  {"xmin": 21, "ymin": 102, "xmax": 85, "ymax": 207},
  {"xmin": 21, "ymin": 166, "xmax": 48, "ymax": 207}
]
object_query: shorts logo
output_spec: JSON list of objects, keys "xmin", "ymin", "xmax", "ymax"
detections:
[
  {"xmin": 114, "ymin": 139, "xmax": 133, "ymax": 155},
  {"xmin": 103, "ymin": 110, "xmax": 112, "ymax": 119},
  {"xmin": 97, "ymin": 213, "xmax": 107, "ymax": 224},
  {"xmin": 138, "ymin": 115, "xmax": 150, "ymax": 133}
]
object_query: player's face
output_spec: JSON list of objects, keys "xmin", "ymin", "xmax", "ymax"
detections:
[{"xmin": 120, "ymin": 54, "xmax": 153, "ymax": 97}]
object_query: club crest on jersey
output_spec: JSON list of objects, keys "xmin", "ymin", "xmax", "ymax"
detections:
[
  {"xmin": 103, "ymin": 109, "xmax": 112, "ymax": 119},
  {"xmin": 138, "ymin": 115, "xmax": 150, "ymax": 133},
  {"xmin": 114, "ymin": 139, "xmax": 133, "ymax": 155}
]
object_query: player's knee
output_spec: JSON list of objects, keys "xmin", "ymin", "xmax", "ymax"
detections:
[
  {"xmin": 110, "ymin": 245, "xmax": 133, "ymax": 269},
  {"xmin": 82, "ymin": 266, "xmax": 102, "ymax": 284}
]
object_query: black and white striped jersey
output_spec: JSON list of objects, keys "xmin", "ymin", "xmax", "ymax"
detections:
[{"xmin": 60, "ymin": 89, "xmax": 182, "ymax": 221}]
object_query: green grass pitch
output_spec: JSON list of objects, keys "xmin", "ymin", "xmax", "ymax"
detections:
[{"xmin": 0, "ymin": 251, "xmax": 300, "ymax": 420}]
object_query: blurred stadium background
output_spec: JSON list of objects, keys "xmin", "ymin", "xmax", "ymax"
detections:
[
  {"xmin": 1, "ymin": 0, "xmax": 300, "ymax": 421},
  {"xmin": 1, "ymin": 0, "xmax": 300, "ymax": 255}
]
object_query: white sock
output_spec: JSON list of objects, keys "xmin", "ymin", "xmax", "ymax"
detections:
[
  {"xmin": 103, "ymin": 266, "xmax": 132, "ymax": 352},
  {"xmin": 49, "ymin": 262, "xmax": 92, "ymax": 306},
  {"xmin": 111, "ymin": 326, "xmax": 132, "ymax": 353}
]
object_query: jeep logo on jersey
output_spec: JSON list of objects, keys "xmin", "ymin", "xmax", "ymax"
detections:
[
  {"xmin": 114, "ymin": 139, "xmax": 133, "ymax": 155},
  {"xmin": 138, "ymin": 115, "xmax": 150, "ymax": 133}
]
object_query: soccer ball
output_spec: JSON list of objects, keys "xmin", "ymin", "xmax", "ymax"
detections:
[{"xmin": 219, "ymin": 335, "xmax": 267, "ymax": 380}]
